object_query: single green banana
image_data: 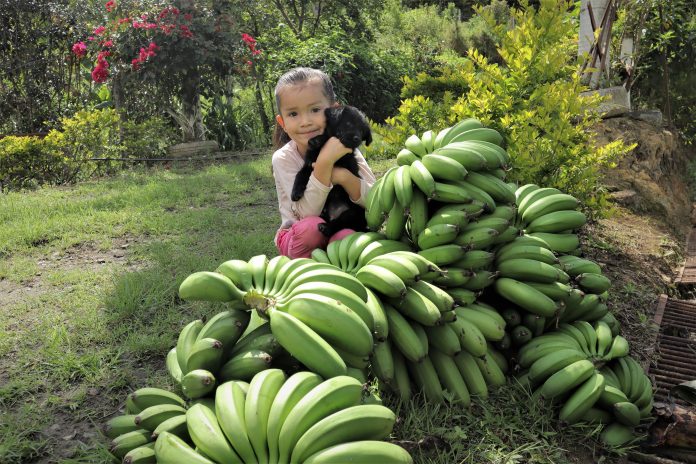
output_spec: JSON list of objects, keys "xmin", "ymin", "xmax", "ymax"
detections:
[
  {"xmin": 384, "ymin": 304, "xmax": 428, "ymax": 362},
  {"xmin": 396, "ymin": 148, "xmax": 418, "ymax": 166},
  {"xmin": 408, "ymin": 356, "xmax": 445, "ymax": 403},
  {"xmin": 277, "ymin": 376, "xmax": 363, "ymax": 464},
  {"xmin": 127, "ymin": 388, "xmax": 186, "ymax": 413},
  {"xmin": 494, "ymin": 277, "xmax": 560, "ymax": 317},
  {"xmin": 429, "ymin": 348, "xmax": 471, "ymax": 406},
  {"xmin": 525, "ymin": 210, "xmax": 587, "ymax": 234},
  {"xmin": 388, "ymin": 286, "xmax": 441, "ymax": 326},
  {"xmin": 356, "ymin": 263, "xmax": 407, "ymax": 298},
  {"xmin": 600, "ymin": 422, "xmax": 636, "ymax": 447},
  {"xmin": 453, "ymin": 350, "xmax": 489, "ymax": 398},
  {"xmin": 185, "ymin": 337, "xmax": 223, "ymax": 373},
  {"xmin": 109, "ymin": 429, "xmax": 152, "ymax": 460},
  {"xmin": 134, "ymin": 404, "xmax": 186, "ymax": 432},
  {"xmin": 216, "ymin": 259, "xmax": 254, "ymax": 291},
  {"xmin": 268, "ymin": 308, "xmax": 347, "ymax": 379},
  {"xmin": 302, "ymin": 440, "xmax": 413, "ymax": 464},
  {"xmin": 449, "ymin": 316, "xmax": 488, "ymax": 357},
  {"xmin": 371, "ymin": 339, "xmax": 395, "ymax": 384},
  {"xmin": 424, "ymin": 324, "xmax": 461, "ymax": 356},
  {"xmin": 290, "ymin": 405, "xmax": 396, "ymax": 464},
  {"xmin": 154, "ymin": 431, "xmax": 214, "ymax": 464},
  {"xmin": 407, "ymin": 188, "xmax": 429, "ymax": 238},
  {"xmin": 197, "ymin": 309, "xmax": 250, "ymax": 357},
  {"xmin": 180, "ymin": 369, "xmax": 216, "ymax": 399},
  {"xmin": 441, "ymin": 118, "xmax": 484, "ymax": 146},
  {"xmin": 104, "ymin": 414, "xmax": 138, "ymax": 439},
  {"xmin": 278, "ymin": 292, "xmax": 373, "ymax": 357},
  {"xmin": 244, "ymin": 369, "xmax": 286, "ymax": 463},
  {"xmin": 409, "ymin": 159, "xmax": 437, "ymax": 198},
  {"xmin": 187, "ymin": 402, "xmax": 242, "ymax": 463},
  {"xmin": 558, "ymin": 372, "xmax": 605, "ymax": 424},
  {"xmin": 538, "ymin": 359, "xmax": 595, "ymax": 401},
  {"xmin": 393, "ymin": 164, "xmax": 414, "ymax": 208},
  {"xmin": 529, "ymin": 348, "xmax": 587, "ymax": 385},
  {"xmin": 521, "ymin": 193, "xmax": 580, "ymax": 224},
  {"xmin": 266, "ymin": 373, "xmax": 324, "ymax": 463},
  {"xmin": 613, "ymin": 401, "xmax": 641, "ymax": 427},
  {"xmin": 151, "ymin": 414, "xmax": 189, "ymax": 441},
  {"xmin": 264, "ymin": 255, "xmax": 291, "ymax": 294},
  {"xmin": 366, "ymin": 253, "xmax": 421, "ymax": 284},
  {"xmin": 405, "ymin": 134, "xmax": 427, "ymax": 157},
  {"xmin": 219, "ymin": 349, "xmax": 273, "ymax": 382},
  {"xmin": 576, "ymin": 272, "xmax": 612, "ymax": 294},
  {"xmin": 214, "ymin": 381, "xmax": 257, "ymax": 463},
  {"xmin": 123, "ymin": 443, "xmax": 156, "ymax": 464},
  {"xmin": 179, "ymin": 271, "xmax": 245, "ymax": 302},
  {"xmin": 365, "ymin": 287, "xmax": 389, "ymax": 341}
]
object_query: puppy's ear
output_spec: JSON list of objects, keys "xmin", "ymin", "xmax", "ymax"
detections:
[
  {"xmin": 364, "ymin": 129, "xmax": 373, "ymax": 146},
  {"xmin": 325, "ymin": 106, "xmax": 343, "ymax": 125}
]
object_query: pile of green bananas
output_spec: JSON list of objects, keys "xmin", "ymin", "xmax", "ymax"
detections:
[
  {"xmin": 104, "ymin": 117, "xmax": 655, "ymax": 459},
  {"xmin": 515, "ymin": 326, "xmax": 652, "ymax": 446},
  {"xmin": 106, "ymin": 370, "xmax": 411, "ymax": 463}
]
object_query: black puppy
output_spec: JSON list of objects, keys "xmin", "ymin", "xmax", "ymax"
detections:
[{"xmin": 291, "ymin": 105, "xmax": 372, "ymax": 237}]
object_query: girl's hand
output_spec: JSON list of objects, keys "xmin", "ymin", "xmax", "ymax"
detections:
[{"xmin": 317, "ymin": 137, "xmax": 352, "ymax": 164}]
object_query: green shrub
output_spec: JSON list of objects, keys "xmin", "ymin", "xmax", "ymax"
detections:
[
  {"xmin": 121, "ymin": 116, "xmax": 176, "ymax": 159},
  {"xmin": 367, "ymin": 0, "xmax": 636, "ymax": 216},
  {"xmin": 0, "ymin": 136, "xmax": 62, "ymax": 192},
  {"xmin": 1, "ymin": 109, "xmax": 175, "ymax": 191}
]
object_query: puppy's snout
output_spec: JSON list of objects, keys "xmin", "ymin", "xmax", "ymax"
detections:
[{"xmin": 351, "ymin": 135, "xmax": 362, "ymax": 144}]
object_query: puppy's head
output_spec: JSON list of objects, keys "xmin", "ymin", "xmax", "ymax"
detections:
[{"xmin": 324, "ymin": 106, "xmax": 372, "ymax": 149}]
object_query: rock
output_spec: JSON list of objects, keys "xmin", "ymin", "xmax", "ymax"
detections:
[{"xmin": 629, "ymin": 109, "xmax": 663, "ymax": 126}]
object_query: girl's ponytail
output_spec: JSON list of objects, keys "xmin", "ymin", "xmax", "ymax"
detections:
[{"xmin": 273, "ymin": 123, "xmax": 290, "ymax": 149}]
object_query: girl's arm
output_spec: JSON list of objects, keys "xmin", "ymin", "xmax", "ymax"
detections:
[
  {"xmin": 313, "ymin": 137, "xmax": 352, "ymax": 187},
  {"xmin": 331, "ymin": 149, "xmax": 376, "ymax": 206}
]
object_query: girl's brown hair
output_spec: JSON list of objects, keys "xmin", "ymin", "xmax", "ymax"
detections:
[{"xmin": 272, "ymin": 67, "xmax": 337, "ymax": 149}]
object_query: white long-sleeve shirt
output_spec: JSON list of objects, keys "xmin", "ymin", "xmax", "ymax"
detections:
[{"xmin": 271, "ymin": 140, "xmax": 376, "ymax": 236}]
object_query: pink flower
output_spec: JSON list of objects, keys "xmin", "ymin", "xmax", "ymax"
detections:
[
  {"xmin": 132, "ymin": 21, "xmax": 143, "ymax": 28},
  {"xmin": 180, "ymin": 24, "xmax": 193, "ymax": 38},
  {"xmin": 241, "ymin": 33, "xmax": 256, "ymax": 45},
  {"xmin": 131, "ymin": 58, "xmax": 141, "ymax": 70},
  {"xmin": 94, "ymin": 25, "xmax": 106, "ymax": 35},
  {"xmin": 118, "ymin": 17, "xmax": 131, "ymax": 25},
  {"xmin": 71, "ymin": 41, "xmax": 87, "ymax": 58},
  {"xmin": 102, "ymin": 40, "xmax": 113, "ymax": 48},
  {"xmin": 252, "ymin": 49, "xmax": 261, "ymax": 56},
  {"xmin": 105, "ymin": 0, "xmax": 115, "ymax": 12},
  {"xmin": 184, "ymin": 13, "xmax": 192, "ymax": 21},
  {"xmin": 92, "ymin": 61, "xmax": 109, "ymax": 83},
  {"xmin": 88, "ymin": 36, "xmax": 96, "ymax": 41}
]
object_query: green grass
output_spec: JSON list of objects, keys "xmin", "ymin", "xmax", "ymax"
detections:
[{"xmin": 1, "ymin": 154, "xmax": 614, "ymax": 463}]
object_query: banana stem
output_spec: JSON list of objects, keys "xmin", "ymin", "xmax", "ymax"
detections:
[{"xmin": 243, "ymin": 290, "xmax": 273, "ymax": 312}]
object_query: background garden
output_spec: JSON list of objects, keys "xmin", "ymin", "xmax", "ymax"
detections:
[{"xmin": 1, "ymin": 0, "xmax": 695, "ymax": 463}]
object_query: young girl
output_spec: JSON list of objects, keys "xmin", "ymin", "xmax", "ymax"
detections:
[{"xmin": 271, "ymin": 67, "xmax": 376, "ymax": 259}]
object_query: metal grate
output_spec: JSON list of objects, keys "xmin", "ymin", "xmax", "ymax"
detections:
[
  {"xmin": 650, "ymin": 297, "xmax": 696, "ymax": 405},
  {"xmin": 676, "ymin": 228, "xmax": 696, "ymax": 284}
]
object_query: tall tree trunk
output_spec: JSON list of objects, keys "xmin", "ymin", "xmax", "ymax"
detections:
[
  {"xmin": 255, "ymin": 80, "xmax": 270, "ymax": 139},
  {"xmin": 658, "ymin": 4, "xmax": 672, "ymax": 126},
  {"xmin": 181, "ymin": 68, "xmax": 205, "ymax": 142},
  {"xmin": 111, "ymin": 73, "xmax": 125, "ymax": 141}
]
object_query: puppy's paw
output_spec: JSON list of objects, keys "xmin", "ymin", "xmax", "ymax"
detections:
[
  {"xmin": 291, "ymin": 189, "xmax": 303, "ymax": 202},
  {"xmin": 317, "ymin": 222, "xmax": 333, "ymax": 237}
]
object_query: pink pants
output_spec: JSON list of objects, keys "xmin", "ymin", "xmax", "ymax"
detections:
[{"xmin": 276, "ymin": 216, "xmax": 355, "ymax": 259}]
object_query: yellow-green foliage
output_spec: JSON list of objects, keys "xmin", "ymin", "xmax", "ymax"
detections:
[
  {"xmin": 1, "ymin": 109, "xmax": 175, "ymax": 191},
  {"xmin": 0, "ymin": 136, "xmax": 63, "ymax": 192},
  {"xmin": 368, "ymin": 0, "xmax": 636, "ymax": 216}
]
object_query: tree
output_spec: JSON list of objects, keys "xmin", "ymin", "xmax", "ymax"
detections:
[{"xmin": 74, "ymin": 0, "xmax": 247, "ymax": 141}]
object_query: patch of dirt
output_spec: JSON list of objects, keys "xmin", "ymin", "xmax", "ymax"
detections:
[{"xmin": 0, "ymin": 236, "xmax": 143, "ymax": 309}]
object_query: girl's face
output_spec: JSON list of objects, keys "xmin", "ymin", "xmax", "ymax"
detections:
[{"xmin": 276, "ymin": 80, "xmax": 332, "ymax": 155}]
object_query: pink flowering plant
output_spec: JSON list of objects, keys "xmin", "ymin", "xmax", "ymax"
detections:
[{"xmin": 71, "ymin": 1, "xmax": 254, "ymax": 141}]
